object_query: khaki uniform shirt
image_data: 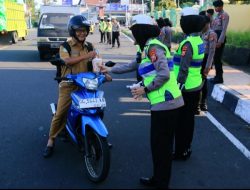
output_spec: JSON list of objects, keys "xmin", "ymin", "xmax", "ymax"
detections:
[
  {"xmin": 202, "ymin": 29, "xmax": 217, "ymax": 69},
  {"xmin": 211, "ymin": 10, "xmax": 229, "ymax": 43},
  {"xmin": 59, "ymin": 38, "xmax": 93, "ymax": 77}
]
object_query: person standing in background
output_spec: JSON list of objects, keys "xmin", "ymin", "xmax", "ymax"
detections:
[
  {"xmin": 211, "ymin": 0, "xmax": 229, "ymax": 84},
  {"xmin": 164, "ymin": 18, "xmax": 173, "ymax": 51},
  {"xmin": 106, "ymin": 18, "xmax": 112, "ymax": 45},
  {"xmin": 206, "ymin": 8, "xmax": 215, "ymax": 25},
  {"xmin": 111, "ymin": 17, "xmax": 120, "ymax": 48},
  {"xmin": 173, "ymin": 7, "xmax": 206, "ymax": 160},
  {"xmin": 196, "ymin": 15, "xmax": 217, "ymax": 114},
  {"xmin": 156, "ymin": 17, "xmax": 173, "ymax": 52},
  {"xmin": 156, "ymin": 18, "xmax": 172, "ymax": 51},
  {"xmin": 99, "ymin": 17, "xmax": 106, "ymax": 43}
]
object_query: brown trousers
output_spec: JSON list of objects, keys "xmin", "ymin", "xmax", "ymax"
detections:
[{"xmin": 49, "ymin": 82, "xmax": 78, "ymax": 139}]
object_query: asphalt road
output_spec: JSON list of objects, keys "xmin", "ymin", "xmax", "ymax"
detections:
[{"xmin": 0, "ymin": 28, "xmax": 249, "ymax": 189}]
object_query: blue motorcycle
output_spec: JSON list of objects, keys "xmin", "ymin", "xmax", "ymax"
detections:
[{"xmin": 50, "ymin": 72, "xmax": 111, "ymax": 183}]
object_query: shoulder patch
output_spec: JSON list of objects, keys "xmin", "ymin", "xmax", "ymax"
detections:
[
  {"xmin": 181, "ymin": 45, "xmax": 188, "ymax": 56},
  {"xmin": 149, "ymin": 48, "xmax": 157, "ymax": 63}
]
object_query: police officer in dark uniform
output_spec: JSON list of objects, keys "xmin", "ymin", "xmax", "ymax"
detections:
[
  {"xmin": 211, "ymin": 0, "xmax": 229, "ymax": 84},
  {"xmin": 197, "ymin": 15, "xmax": 217, "ymax": 113},
  {"xmin": 101, "ymin": 14, "xmax": 184, "ymax": 189},
  {"xmin": 173, "ymin": 7, "xmax": 206, "ymax": 160}
]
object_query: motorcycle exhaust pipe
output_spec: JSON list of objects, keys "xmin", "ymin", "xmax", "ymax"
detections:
[{"xmin": 50, "ymin": 103, "xmax": 57, "ymax": 115}]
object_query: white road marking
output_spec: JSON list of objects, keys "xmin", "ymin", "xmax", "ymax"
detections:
[
  {"xmin": 121, "ymin": 31, "xmax": 134, "ymax": 43},
  {"xmin": 205, "ymin": 111, "xmax": 250, "ymax": 160}
]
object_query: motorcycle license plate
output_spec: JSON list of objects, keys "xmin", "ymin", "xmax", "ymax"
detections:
[{"xmin": 79, "ymin": 98, "xmax": 106, "ymax": 109}]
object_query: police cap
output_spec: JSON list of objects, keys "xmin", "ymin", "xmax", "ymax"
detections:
[{"xmin": 213, "ymin": 0, "xmax": 224, "ymax": 7}]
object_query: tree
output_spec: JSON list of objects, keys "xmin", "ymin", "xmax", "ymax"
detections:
[
  {"xmin": 158, "ymin": 0, "xmax": 176, "ymax": 9},
  {"xmin": 25, "ymin": 0, "xmax": 38, "ymax": 25}
]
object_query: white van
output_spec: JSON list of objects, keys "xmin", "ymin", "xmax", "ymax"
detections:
[{"xmin": 37, "ymin": 5, "xmax": 87, "ymax": 60}]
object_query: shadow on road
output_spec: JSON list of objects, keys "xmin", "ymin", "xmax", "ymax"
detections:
[{"xmin": 0, "ymin": 50, "xmax": 42, "ymax": 62}]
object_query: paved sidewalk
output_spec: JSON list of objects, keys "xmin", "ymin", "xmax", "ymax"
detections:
[{"xmin": 208, "ymin": 66, "xmax": 250, "ymax": 124}]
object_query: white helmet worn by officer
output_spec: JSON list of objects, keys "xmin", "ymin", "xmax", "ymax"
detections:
[{"xmin": 130, "ymin": 14, "xmax": 160, "ymax": 51}]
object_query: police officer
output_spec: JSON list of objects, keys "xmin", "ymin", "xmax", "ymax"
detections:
[
  {"xmin": 197, "ymin": 15, "xmax": 217, "ymax": 113},
  {"xmin": 206, "ymin": 8, "xmax": 215, "ymax": 25},
  {"xmin": 211, "ymin": 0, "xmax": 229, "ymax": 84},
  {"xmin": 43, "ymin": 15, "xmax": 99, "ymax": 158},
  {"xmin": 106, "ymin": 17, "xmax": 112, "ymax": 45},
  {"xmin": 173, "ymin": 7, "xmax": 206, "ymax": 160},
  {"xmin": 156, "ymin": 17, "xmax": 173, "ymax": 51},
  {"xmin": 99, "ymin": 17, "xmax": 106, "ymax": 43},
  {"xmin": 111, "ymin": 17, "xmax": 121, "ymax": 48},
  {"xmin": 101, "ymin": 14, "xmax": 184, "ymax": 189}
]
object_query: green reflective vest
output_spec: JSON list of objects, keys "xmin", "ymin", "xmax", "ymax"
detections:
[
  {"xmin": 105, "ymin": 21, "xmax": 112, "ymax": 32},
  {"xmin": 136, "ymin": 45, "xmax": 141, "ymax": 53},
  {"xmin": 99, "ymin": 21, "xmax": 106, "ymax": 32},
  {"xmin": 173, "ymin": 36, "xmax": 204, "ymax": 90},
  {"xmin": 138, "ymin": 38, "xmax": 182, "ymax": 105}
]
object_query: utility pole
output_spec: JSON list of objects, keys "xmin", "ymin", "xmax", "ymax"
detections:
[
  {"xmin": 142, "ymin": 0, "xmax": 144, "ymax": 14},
  {"xmin": 150, "ymin": 0, "xmax": 154, "ymax": 15}
]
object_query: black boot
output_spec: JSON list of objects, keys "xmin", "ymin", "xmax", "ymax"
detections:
[
  {"xmin": 212, "ymin": 76, "xmax": 223, "ymax": 84},
  {"xmin": 200, "ymin": 102, "xmax": 208, "ymax": 111},
  {"xmin": 173, "ymin": 148, "xmax": 192, "ymax": 161},
  {"xmin": 43, "ymin": 146, "xmax": 54, "ymax": 158},
  {"xmin": 195, "ymin": 105, "xmax": 201, "ymax": 115},
  {"xmin": 140, "ymin": 177, "xmax": 155, "ymax": 187}
]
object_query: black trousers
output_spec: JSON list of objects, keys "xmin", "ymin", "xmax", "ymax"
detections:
[
  {"xmin": 112, "ymin": 31, "xmax": 120, "ymax": 47},
  {"xmin": 100, "ymin": 31, "xmax": 106, "ymax": 43},
  {"xmin": 175, "ymin": 90, "xmax": 200, "ymax": 154},
  {"xmin": 151, "ymin": 108, "xmax": 180, "ymax": 188},
  {"xmin": 200, "ymin": 54, "xmax": 208, "ymax": 104},
  {"xmin": 106, "ymin": 32, "xmax": 111, "ymax": 44},
  {"xmin": 214, "ymin": 33, "xmax": 226, "ymax": 79}
]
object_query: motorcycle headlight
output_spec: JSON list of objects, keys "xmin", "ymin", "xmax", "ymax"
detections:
[{"xmin": 82, "ymin": 78, "xmax": 98, "ymax": 90}]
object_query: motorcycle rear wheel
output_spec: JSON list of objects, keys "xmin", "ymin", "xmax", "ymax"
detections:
[{"xmin": 83, "ymin": 129, "xmax": 110, "ymax": 183}]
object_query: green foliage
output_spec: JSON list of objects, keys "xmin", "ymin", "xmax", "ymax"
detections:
[
  {"xmin": 158, "ymin": 0, "xmax": 176, "ymax": 9},
  {"xmin": 226, "ymin": 31, "xmax": 250, "ymax": 48},
  {"xmin": 172, "ymin": 31, "xmax": 250, "ymax": 49},
  {"xmin": 25, "ymin": 0, "xmax": 37, "ymax": 20}
]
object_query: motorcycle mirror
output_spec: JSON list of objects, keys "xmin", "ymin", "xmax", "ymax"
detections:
[{"xmin": 105, "ymin": 61, "xmax": 116, "ymax": 67}]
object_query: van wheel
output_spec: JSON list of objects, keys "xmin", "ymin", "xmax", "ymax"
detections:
[
  {"xmin": 11, "ymin": 31, "xmax": 18, "ymax": 44},
  {"xmin": 22, "ymin": 37, "xmax": 26, "ymax": 40}
]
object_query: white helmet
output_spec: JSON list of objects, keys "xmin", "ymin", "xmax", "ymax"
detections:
[
  {"xmin": 181, "ymin": 7, "xmax": 199, "ymax": 16},
  {"xmin": 131, "ymin": 14, "xmax": 155, "ymax": 27}
]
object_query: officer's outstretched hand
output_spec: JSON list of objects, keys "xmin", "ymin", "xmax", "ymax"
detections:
[
  {"xmin": 131, "ymin": 86, "xmax": 145, "ymax": 100},
  {"xmin": 99, "ymin": 65, "xmax": 111, "ymax": 74}
]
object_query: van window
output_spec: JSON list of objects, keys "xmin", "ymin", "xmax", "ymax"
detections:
[{"xmin": 38, "ymin": 13, "xmax": 74, "ymax": 37}]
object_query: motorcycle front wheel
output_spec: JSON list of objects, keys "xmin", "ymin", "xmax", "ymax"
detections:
[{"xmin": 83, "ymin": 128, "xmax": 110, "ymax": 183}]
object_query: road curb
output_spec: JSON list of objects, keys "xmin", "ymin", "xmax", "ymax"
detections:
[{"xmin": 208, "ymin": 79, "xmax": 250, "ymax": 124}]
